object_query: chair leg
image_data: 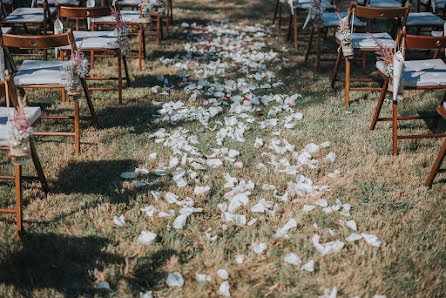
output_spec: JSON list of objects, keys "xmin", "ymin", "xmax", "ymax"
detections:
[
  {"xmin": 370, "ymin": 76, "xmax": 389, "ymax": 130},
  {"xmin": 142, "ymin": 26, "xmax": 147, "ymax": 58},
  {"xmin": 62, "ymin": 87, "xmax": 66, "ymax": 103},
  {"xmin": 425, "ymin": 138, "xmax": 446, "ymax": 187},
  {"xmin": 362, "ymin": 52, "xmax": 366, "ymax": 74},
  {"xmin": 316, "ymin": 28, "xmax": 321, "ymax": 73},
  {"xmin": 29, "ymin": 138, "xmax": 49, "ymax": 194},
  {"xmin": 81, "ymin": 78, "xmax": 99, "ymax": 130},
  {"xmin": 138, "ymin": 25, "xmax": 143, "ymax": 71},
  {"xmin": 287, "ymin": 14, "xmax": 292, "ymax": 40},
  {"xmin": 345, "ymin": 58, "xmax": 350, "ymax": 106},
  {"xmin": 273, "ymin": 0, "xmax": 280, "ymax": 24},
  {"xmin": 278, "ymin": 4, "xmax": 282, "ymax": 35},
  {"xmin": 304, "ymin": 26, "xmax": 314, "ymax": 62},
  {"xmin": 392, "ymin": 100, "xmax": 398, "ymax": 156},
  {"xmin": 90, "ymin": 50, "xmax": 95, "ymax": 69},
  {"xmin": 14, "ymin": 164, "xmax": 22, "ymax": 240},
  {"xmin": 123, "ymin": 56, "xmax": 131, "ymax": 88},
  {"xmin": 293, "ymin": 11, "xmax": 298, "ymax": 49},
  {"xmin": 74, "ymin": 100, "xmax": 80, "ymax": 154},
  {"xmin": 331, "ymin": 50, "xmax": 341, "ymax": 89},
  {"xmin": 118, "ymin": 51, "xmax": 123, "ymax": 105},
  {"xmin": 156, "ymin": 16, "xmax": 160, "ymax": 47}
]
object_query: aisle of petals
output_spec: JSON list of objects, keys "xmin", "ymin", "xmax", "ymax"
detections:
[{"xmin": 117, "ymin": 22, "xmax": 383, "ymax": 297}]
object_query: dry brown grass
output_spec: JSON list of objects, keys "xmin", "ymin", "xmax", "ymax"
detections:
[{"xmin": 0, "ymin": 0, "xmax": 445, "ymax": 297}]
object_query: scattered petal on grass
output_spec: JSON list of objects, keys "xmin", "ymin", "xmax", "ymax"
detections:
[
  {"xmin": 217, "ymin": 269, "xmax": 229, "ymax": 280},
  {"xmin": 218, "ymin": 281, "xmax": 231, "ymax": 297},
  {"xmin": 346, "ymin": 220, "xmax": 357, "ymax": 231},
  {"xmin": 301, "ymin": 260, "xmax": 314, "ymax": 272},
  {"xmin": 137, "ymin": 231, "xmax": 157, "ymax": 245},
  {"xmin": 235, "ymin": 254, "xmax": 245, "ymax": 264},
  {"xmin": 96, "ymin": 281, "xmax": 111, "ymax": 290},
  {"xmin": 361, "ymin": 233, "xmax": 382, "ymax": 247},
  {"xmin": 194, "ymin": 185, "xmax": 210, "ymax": 195},
  {"xmin": 346, "ymin": 233, "xmax": 362, "ymax": 242},
  {"xmin": 252, "ymin": 242, "xmax": 268, "ymax": 254},
  {"xmin": 196, "ymin": 273, "xmax": 211, "ymax": 282},
  {"xmin": 284, "ymin": 253, "xmax": 302, "ymax": 266},
  {"xmin": 273, "ymin": 219, "xmax": 297, "ymax": 239},
  {"xmin": 166, "ymin": 272, "xmax": 184, "ymax": 287},
  {"xmin": 113, "ymin": 215, "xmax": 125, "ymax": 227},
  {"xmin": 325, "ymin": 152, "xmax": 336, "ymax": 163},
  {"xmin": 120, "ymin": 172, "xmax": 136, "ymax": 179}
]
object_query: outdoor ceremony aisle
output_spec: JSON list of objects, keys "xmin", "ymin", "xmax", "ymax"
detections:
[{"xmin": 116, "ymin": 22, "xmax": 383, "ymax": 297}]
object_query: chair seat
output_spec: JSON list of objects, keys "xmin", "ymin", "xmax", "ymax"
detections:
[
  {"xmin": 432, "ymin": 30, "xmax": 445, "ymax": 37},
  {"xmin": 420, "ymin": 0, "xmax": 446, "ymax": 7},
  {"xmin": 1, "ymin": 27, "xmax": 12, "ymax": 34},
  {"xmin": 321, "ymin": 12, "xmax": 367, "ymax": 27},
  {"xmin": 368, "ymin": 0, "xmax": 402, "ymax": 7},
  {"xmin": 3, "ymin": 7, "xmax": 56, "ymax": 23},
  {"xmin": 406, "ymin": 12, "xmax": 445, "ymax": 26},
  {"xmin": 92, "ymin": 10, "xmax": 148, "ymax": 24},
  {"xmin": 60, "ymin": 31, "xmax": 119, "ymax": 50},
  {"xmin": 293, "ymin": 0, "xmax": 336, "ymax": 10},
  {"xmin": 14, "ymin": 60, "xmax": 72, "ymax": 86},
  {"xmin": 336, "ymin": 32, "xmax": 395, "ymax": 49},
  {"xmin": 1, "ymin": 0, "xmax": 13, "ymax": 5},
  {"xmin": 0, "ymin": 107, "xmax": 41, "ymax": 147},
  {"xmin": 118, "ymin": 0, "xmax": 140, "ymax": 6},
  {"xmin": 376, "ymin": 59, "xmax": 446, "ymax": 87},
  {"xmin": 37, "ymin": 0, "xmax": 80, "ymax": 5}
]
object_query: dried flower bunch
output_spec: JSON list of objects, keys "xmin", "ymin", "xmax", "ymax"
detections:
[
  {"xmin": 112, "ymin": 7, "xmax": 130, "ymax": 55},
  {"xmin": 336, "ymin": 12, "xmax": 352, "ymax": 41},
  {"xmin": 139, "ymin": 0, "xmax": 167, "ymax": 13},
  {"xmin": 9, "ymin": 105, "xmax": 32, "ymax": 142},
  {"xmin": 372, "ymin": 35, "xmax": 395, "ymax": 76},
  {"xmin": 60, "ymin": 46, "xmax": 89, "ymax": 98}
]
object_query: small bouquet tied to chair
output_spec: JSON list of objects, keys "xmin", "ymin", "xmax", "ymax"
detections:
[
  {"xmin": 337, "ymin": 10, "xmax": 354, "ymax": 59},
  {"xmin": 112, "ymin": 6, "xmax": 131, "ymax": 56},
  {"xmin": 374, "ymin": 35, "xmax": 405, "ymax": 102},
  {"xmin": 61, "ymin": 47, "xmax": 90, "ymax": 102},
  {"xmin": 139, "ymin": 0, "xmax": 167, "ymax": 25},
  {"xmin": 5, "ymin": 80, "xmax": 32, "ymax": 166},
  {"xmin": 303, "ymin": 0, "xmax": 325, "ymax": 30}
]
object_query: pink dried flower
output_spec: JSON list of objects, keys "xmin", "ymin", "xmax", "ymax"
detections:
[
  {"xmin": 372, "ymin": 35, "xmax": 394, "ymax": 65},
  {"xmin": 112, "ymin": 7, "xmax": 126, "ymax": 33},
  {"xmin": 336, "ymin": 12, "xmax": 350, "ymax": 34},
  {"xmin": 13, "ymin": 107, "xmax": 29, "ymax": 134},
  {"xmin": 71, "ymin": 47, "xmax": 85, "ymax": 73},
  {"xmin": 311, "ymin": 0, "xmax": 321, "ymax": 9}
]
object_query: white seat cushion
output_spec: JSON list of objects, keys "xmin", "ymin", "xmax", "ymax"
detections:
[
  {"xmin": 1, "ymin": 0, "xmax": 13, "ymax": 5},
  {"xmin": 376, "ymin": 59, "xmax": 446, "ymax": 87},
  {"xmin": 420, "ymin": 0, "xmax": 446, "ymax": 7},
  {"xmin": 0, "ymin": 107, "xmax": 41, "ymax": 147},
  {"xmin": 336, "ymin": 32, "xmax": 395, "ymax": 49},
  {"xmin": 293, "ymin": 0, "xmax": 336, "ymax": 10},
  {"xmin": 1, "ymin": 27, "xmax": 12, "ymax": 34},
  {"xmin": 14, "ymin": 60, "xmax": 71, "ymax": 86},
  {"xmin": 118, "ymin": 0, "xmax": 140, "ymax": 6},
  {"xmin": 322, "ymin": 12, "xmax": 367, "ymax": 27},
  {"xmin": 406, "ymin": 12, "xmax": 445, "ymax": 26},
  {"xmin": 60, "ymin": 31, "xmax": 119, "ymax": 50},
  {"xmin": 92, "ymin": 10, "xmax": 146, "ymax": 24},
  {"xmin": 37, "ymin": 0, "xmax": 80, "ymax": 5},
  {"xmin": 368, "ymin": 0, "xmax": 402, "ymax": 7},
  {"xmin": 3, "ymin": 7, "xmax": 56, "ymax": 23},
  {"xmin": 432, "ymin": 30, "xmax": 444, "ymax": 36}
]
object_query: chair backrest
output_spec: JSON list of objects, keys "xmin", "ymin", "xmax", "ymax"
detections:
[
  {"xmin": 57, "ymin": 5, "xmax": 112, "ymax": 19},
  {"xmin": 1, "ymin": 30, "xmax": 76, "ymax": 51},
  {"xmin": 354, "ymin": 4, "xmax": 410, "ymax": 22},
  {"xmin": 394, "ymin": 27, "xmax": 446, "ymax": 60}
]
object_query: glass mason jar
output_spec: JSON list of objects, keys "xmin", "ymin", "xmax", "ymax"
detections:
[
  {"xmin": 9, "ymin": 136, "xmax": 31, "ymax": 165},
  {"xmin": 66, "ymin": 73, "xmax": 83, "ymax": 102}
]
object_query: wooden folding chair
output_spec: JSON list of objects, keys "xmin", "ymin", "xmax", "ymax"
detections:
[
  {"xmin": 425, "ymin": 104, "xmax": 446, "ymax": 187},
  {"xmin": 0, "ymin": 74, "xmax": 48, "ymax": 240},
  {"xmin": 57, "ymin": 4, "xmax": 130, "ymax": 105},
  {"xmin": 401, "ymin": 0, "xmax": 446, "ymax": 31},
  {"xmin": 330, "ymin": 3, "xmax": 410, "ymax": 106},
  {"xmin": 93, "ymin": 2, "xmax": 164, "ymax": 71},
  {"xmin": 304, "ymin": 3, "xmax": 367, "ymax": 73},
  {"xmin": 1, "ymin": 30, "xmax": 99, "ymax": 154},
  {"xmin": 1, "ymin": 0, "xmax": 55, "ymax": 35},
  {"xmin": 370, "ymin": 29, "xmax": 446, "ymax": 155},
  {"xmin": 288, "ymin": 0, "xmax": 338, "ymax": 49}
]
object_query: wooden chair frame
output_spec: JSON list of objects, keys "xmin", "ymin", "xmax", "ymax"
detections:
[
  {"xmin": 57, "ymin": 4, "xmax": 130, "ymax": 105},
  {"xmin": 94, "ymin": 2, "xmax": 166, "ymax": 71},
  {"xmin": 1, "ymin": 0, "xmax": 53, "ymax": 35},
  {"xmin": 287, "ymin": 0, "xmax": 339, "ymax": 49},
  {"xmin": 330, "ymin": 3, "xmax": 410, "ymax": 106},
  {"xmin": 425, "ymin": 104, "xmax": 446, "ymax": 187},
  {"xmin": 370, "ymin": 29, "xmax": 446, "ymax": 155},
  {"xmin": 1, "ymin": 30, "xmax": 99, "ymax": 154},
  {"xmin": 0, "ymin": 74, "xmax": 49, "ymax": 240}
]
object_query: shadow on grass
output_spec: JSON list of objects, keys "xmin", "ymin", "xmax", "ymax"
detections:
[
  {"xmin": 53, "ymin": 159, "xmax": 138, "ymax": 196},
  {"xmin": 0, "ymin": 232, "xmax": 123, "ymax": 296}
]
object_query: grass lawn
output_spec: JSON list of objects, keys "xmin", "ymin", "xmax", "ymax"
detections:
[{"xmin": 0, "ymin": 0, "xmax": 445, "ymax": 296}]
